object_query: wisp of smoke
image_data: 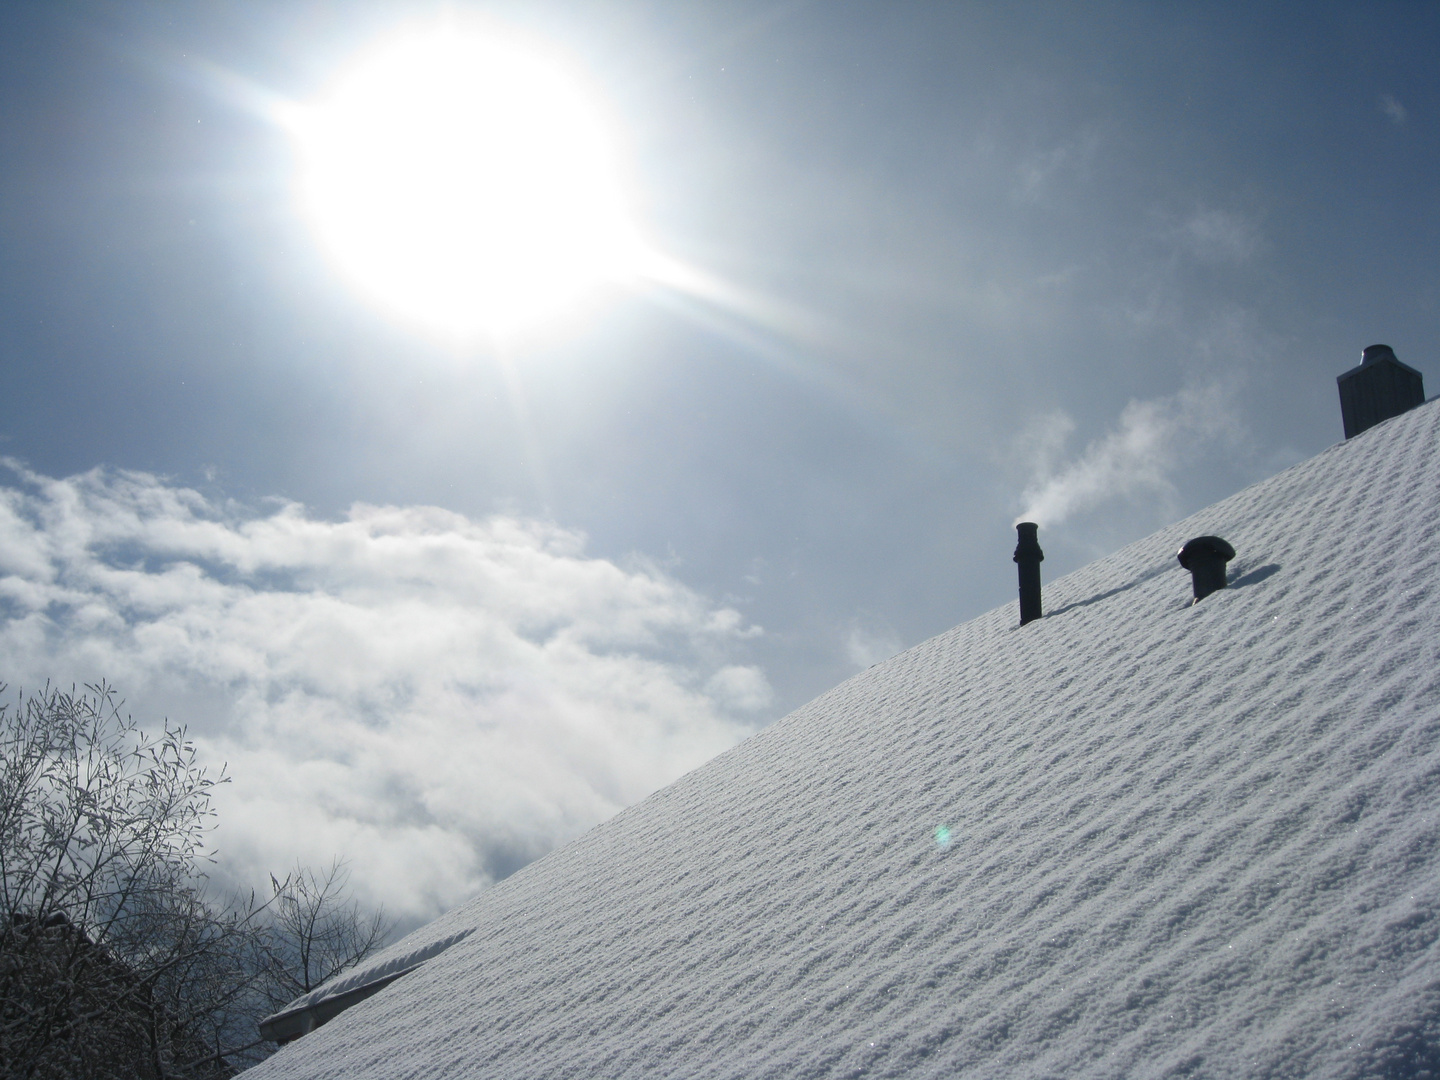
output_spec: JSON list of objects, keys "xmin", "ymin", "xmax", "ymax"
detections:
[{"xmin": 1017, "ymin": 383, "xmax": 1239, "ymax": 528}]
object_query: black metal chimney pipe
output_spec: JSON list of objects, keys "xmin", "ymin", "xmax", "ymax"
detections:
[
  {"xmin": 1177, "ymin": 535, "xmax": 1235, "ymax": 604},
  {"xmin": 1013, "ymin": 522, "xmax": 1044, "ymax": 626}
]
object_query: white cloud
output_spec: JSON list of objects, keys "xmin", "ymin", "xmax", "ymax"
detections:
[
  {"xmin": 0, "ymin": 461, "xmax": 771, "ymax": 922},
  {"xmin": 1380, "ymin": 94, "xmax": 1407, "ymax": 125},
  {"xmin": 844, "ymin": 616, "xmax": 902, "ymax": 671},
  {"xmin": 1016, "ymin": 383, "xmax": 1242, "ymax": 528},
  {"xmin": 704, "ymin": 665, "xmax": 774, "ymax": 712}
]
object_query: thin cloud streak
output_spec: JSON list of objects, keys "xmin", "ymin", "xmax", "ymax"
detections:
[
  {"xmin": 0, "ymin": 461, "xmax": 771, "ymax": 923},
  {"xmin": 1176, "ymin": 208, "xmax": 1263, "ymax": 265}
]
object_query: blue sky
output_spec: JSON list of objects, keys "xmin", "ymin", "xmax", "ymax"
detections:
[{"xmin": 2, "ymin": 1, "xmax": 1436, "ymax": 921}]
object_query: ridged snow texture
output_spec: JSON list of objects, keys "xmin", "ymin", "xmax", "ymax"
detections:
[{"xmin": 253, "ymin": 401, "xmax": 1440, "ymax": 1080}]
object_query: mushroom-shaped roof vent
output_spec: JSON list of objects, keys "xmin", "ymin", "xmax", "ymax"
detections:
[
  {"xmin": 1176, "ymin": 536, "xmax": 1236, "ymax": 569},
  {"xmin": 1177, "ymin": 535, "xmax": 1236, "ymax": 604}
]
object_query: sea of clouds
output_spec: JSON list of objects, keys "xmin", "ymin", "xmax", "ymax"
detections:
[{"xmin": 0, "ymin": 460, "xmax": 772, "ymax": 924}]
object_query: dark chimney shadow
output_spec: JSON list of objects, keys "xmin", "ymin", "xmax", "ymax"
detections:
[
  {"xmin": 1229, "ymin": 563, "xmax": 1281, "ymax": 589},
  {"xmin": 1045, "ymin": 564, "xmax": 1170, "ymax": 618}
]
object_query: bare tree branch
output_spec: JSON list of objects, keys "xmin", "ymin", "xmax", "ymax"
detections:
[{"xmin": 0, "ymin": 682, "xmax": 391, "ymax": 1078}]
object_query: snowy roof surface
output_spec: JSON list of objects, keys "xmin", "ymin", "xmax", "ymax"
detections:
[{"xmin": 250, "ymin": 400, "xmax": 1440, "ymax": 1080}]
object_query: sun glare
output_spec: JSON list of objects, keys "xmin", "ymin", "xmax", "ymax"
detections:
[{"xmin": 288, "ymin": 26, "xmax": 641, "ymax": 339}]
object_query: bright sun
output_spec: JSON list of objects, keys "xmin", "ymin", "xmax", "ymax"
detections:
[{"xmin": 289, "ymin": 26, "xmax": 642, "ymax": 339}]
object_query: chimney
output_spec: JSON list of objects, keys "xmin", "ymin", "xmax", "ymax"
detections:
[
  {"xmin": 1013, "ymin": 522, "xmax": 1044, "ymax": 626},
  {"xmin": 1337, "ymin": 344, "xmax": 1425, "ymax": 439}
]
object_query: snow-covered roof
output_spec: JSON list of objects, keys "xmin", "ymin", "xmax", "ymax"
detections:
[{"xmin": 249, "ymin": 399, "xmax": 1440, "ymax": 1079}]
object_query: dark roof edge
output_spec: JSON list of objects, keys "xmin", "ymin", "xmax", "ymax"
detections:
[
  {"xmin": 259, "ymin": 927, "xmax": 476, "ymax": 1044},
  {"xmin": 259, "ymin": 966, "xmax": 418, "ymax": 1043}
]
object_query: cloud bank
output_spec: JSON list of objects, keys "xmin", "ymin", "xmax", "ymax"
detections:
[
  {"xmin": 0, "ymin": 462, "xmax": 770, "ymax": 923},
  {"xmin": 1016, "ymin": 383, "xmax": 1241, "ymax": 528}
]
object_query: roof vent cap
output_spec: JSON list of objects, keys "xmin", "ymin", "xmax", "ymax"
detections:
[{"xmin": 1177, "ymin": 535, "xmax": 1235, "ymax": 604}]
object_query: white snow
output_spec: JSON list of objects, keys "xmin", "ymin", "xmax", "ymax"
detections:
[{"xmin": 247, "ymin": 399, "xmax": 1440, "ymax": 1079}]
